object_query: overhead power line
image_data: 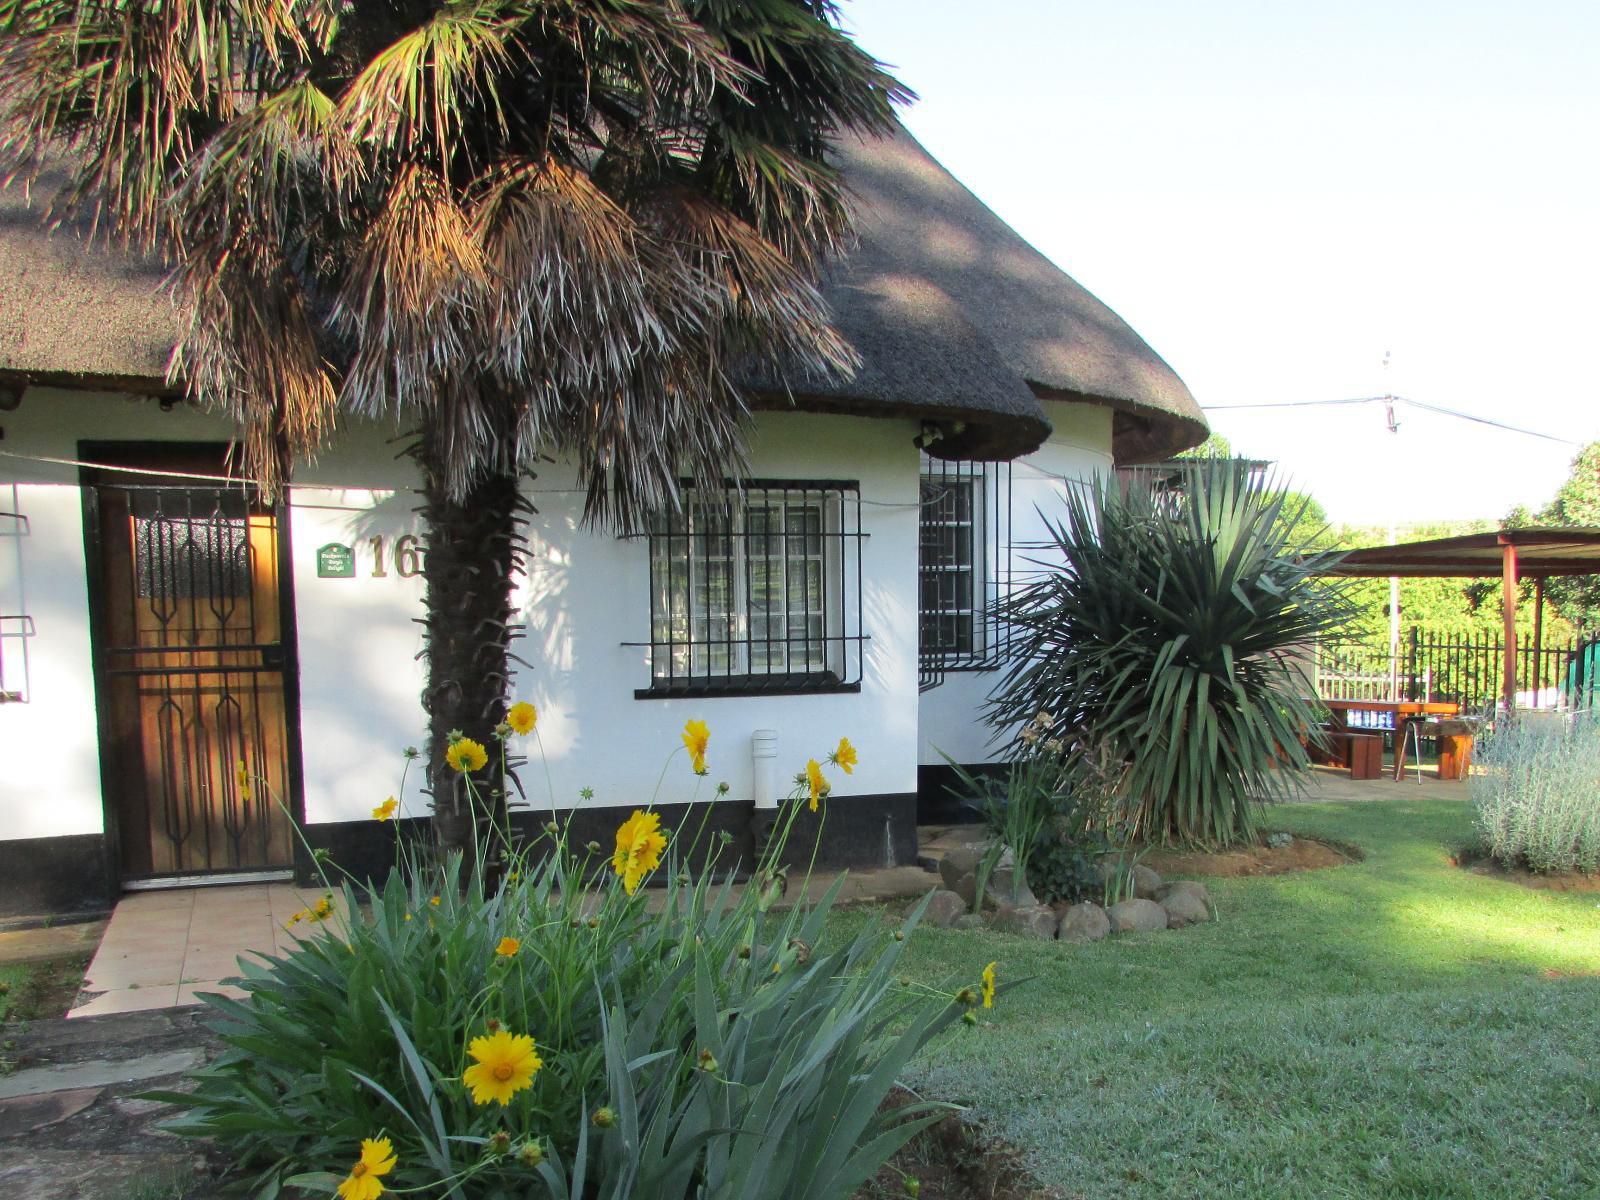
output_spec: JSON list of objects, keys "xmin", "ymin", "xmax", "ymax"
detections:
[{"xmin": 1200, "ymin": 394, "xmax": 1579, "ymax": 446}]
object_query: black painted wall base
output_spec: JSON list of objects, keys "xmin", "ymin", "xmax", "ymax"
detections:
[
  {"xmin": 296, "ymin": 792, "xmax": 919, "ymax": 890},
  {"xmin": 0, "ymin": 833, "xmax": 117, "ymax": 923},
  {"xmin": 916, "ymin": 763, "xmax": 1003, "ymax": 824}
]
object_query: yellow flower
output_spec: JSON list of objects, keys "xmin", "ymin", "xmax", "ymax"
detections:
[
  {"xmin": 495, "ymin": 936, "xmax": 520, "ymax": 958},
  {"xmin": 463, "ymin": 1030, "xmax": 542, "ymax": 1105},
  {"xmin": 287, "ymin": 894, "xmax": 334, "ymax": 927},
  {"xmin": 682, "ymin": 719, "xmax": 710, "ymax": 774},
  {"xmin": 372, "ymin": 796, "xmax": 398, "ymax": 822},
  {"xmin": 981, "ymin": 961, "xmax": 997, "ymax": 1009},
  {"xmin": 446, "ymin": 737, "xmax": 489, "ymax": 774},
  {"xmin": 430, "ymin": 895, "xmax": 442, "ymax": 907},
  {"xmin": 805, "ymin": 759, "xmax": 827, "ymax": 812},
  {"xmin": 507, "ymin": 702, "xmax": 537, "ymax": 736},
  {"xmin": 831, "ymin": 737, "xmax": 858, "ymax": 775},
  {"xmin": 336, "ymin": 1137, "xmax": 396, "ymax": 1200},
  {"xmin": 611, "ymin": 809, "xmax": 669, "ymax": 895},
  {"xmin": 235, "ymin": 759, "xmax": 251, "ymax": 799}
]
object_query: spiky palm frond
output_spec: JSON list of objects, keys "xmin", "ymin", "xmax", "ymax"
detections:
[
  {"xmin": 991, "ymin": 461, "xmax": 1355, "ymax": 847},
  {"xmin": 0, "ymin": 0, "xmax": 904, "ymax": 514}
]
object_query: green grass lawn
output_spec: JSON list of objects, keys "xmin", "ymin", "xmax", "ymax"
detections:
[{"xmin": 850, "ymin": 796, "xmax": 1600, "ymax": 1199}]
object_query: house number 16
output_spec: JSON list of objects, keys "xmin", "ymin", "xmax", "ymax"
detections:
[{"xmin": 368, "ymin": 534, "xmax": 424, "ymax": 579}]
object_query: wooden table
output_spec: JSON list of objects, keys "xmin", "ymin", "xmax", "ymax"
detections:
[{"xmin": 1318, "ymin": 699, "xmax": 1462, "ymax": 781}]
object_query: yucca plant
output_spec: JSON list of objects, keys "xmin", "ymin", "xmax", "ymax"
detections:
[
  {"xmin": 989, "ymin": 460, "xmax": 1353, "ymax": 846},
  {"xmin": 0, "ymin": 1, "xmax": 907, "ymax": 853}
]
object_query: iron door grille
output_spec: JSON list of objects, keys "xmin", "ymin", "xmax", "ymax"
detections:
[{"xmin": 90, "ymin": 483, "xmax": 297, "ymax": 878}]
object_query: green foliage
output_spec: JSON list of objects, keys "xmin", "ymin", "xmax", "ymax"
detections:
[
  {"xmin": 990, "ymin": 461, "xmax": 1354, "ymax": 846},
  {"xmin": 155, "ymin": 780, "xmax": 977, "ymax": 1199},
  {"xmin": 947, "ymin": 750, "xmax": 1108, "ymax": 905},
  {"xmin": 1519, "ymin": 440, "xmax": 1600, "ymax": 630},
  {"xmin": 1472, "ymin": 714, "xmax": 1600, "ymax": 874}
]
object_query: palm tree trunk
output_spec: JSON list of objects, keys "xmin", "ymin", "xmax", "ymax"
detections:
[{"xmin": 415, "ymin": 423, "xmax": 523, "ymax": 868}]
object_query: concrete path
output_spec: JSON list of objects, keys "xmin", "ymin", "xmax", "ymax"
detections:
[{"xmin": 70, "ymin": 883, "xmax": 345, "ymax": 1019}]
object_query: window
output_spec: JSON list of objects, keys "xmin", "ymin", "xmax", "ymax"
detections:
[
  {"xmin": 918, "ymin": 459, "xmax": 1010, "ymax": 686},
  {"xmin": 636, "ymin": 482, "xmax": 866, "ymax": 697}
]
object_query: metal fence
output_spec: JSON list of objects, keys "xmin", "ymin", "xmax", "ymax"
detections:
[{"xmin": 1315, "ymin": 627, "xmax": 1600, "ymax": 711}]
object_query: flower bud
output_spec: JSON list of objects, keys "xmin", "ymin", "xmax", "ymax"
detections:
[
  {"xmin": 696, "ymin": 1048, "xmax": 719, "ymax": 1073},
  {"xmin": 585, "ymin": 840, "xmax": 602, "ymax": 854},
  {"xmin": 486, "ymin": 1017, "xmax": 501, "ymax": 1031},
  {"xmin": 737, "ymin": 944, "xmax": 752, "ymax": 960},
  {"xmin": 543, "ymin": 820, "xmax": 559, "ymax": 836},
  {"xmin": 592, "ymin": 1106, "xmax": 616, "ymax": 1128},
  {"xmin": 487, "ymin": 1130, "xmax": 511, "ymax": 1155},
  {"xmin": 518, "ymin": 1140, "xmax": 544, "ymax": 1168},
  {"xmin": 955, "ymin": 987, "xmax": 978, "ymax": 1006},
  {"xmin": 893, "ymin": 930, "xmax": 905, "ymax": 941},
  {"xmin": 905, "ymin": 1179, "xmax": 921, "ymax": 1198},
  {"xmin": 962, "ymin": 1010, "xmax": 978, "ymax": 1026}
]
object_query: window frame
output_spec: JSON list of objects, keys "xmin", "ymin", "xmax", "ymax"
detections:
[
  {"xmin": 918, "ymin": 458, "xmax": 1011, "ymax": 687},
  {"xmin": 632, "ymin": 480, "xmax": 867, "ymax": 699}
]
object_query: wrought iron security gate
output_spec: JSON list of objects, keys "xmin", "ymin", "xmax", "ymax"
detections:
[{"xmin": 88, "ymin": 472, "xmax": 297, "ymax": 880}]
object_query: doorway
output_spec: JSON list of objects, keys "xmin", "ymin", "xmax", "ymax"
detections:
[{"xmin": 83, "ymin": 445, "xmax": 299, "ymax": 881}]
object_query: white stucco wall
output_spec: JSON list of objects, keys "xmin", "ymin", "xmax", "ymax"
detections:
[
  {"xmin": 0, "ymin": 390, "xmax": 923, "ymax": 841},
  {"xmin": 916, "ymin": 401, "xmax": 1115, "ymax": 766},
  {"xmin": 0, "ymin": 391, "xmax": 240, "ymax": 838}
]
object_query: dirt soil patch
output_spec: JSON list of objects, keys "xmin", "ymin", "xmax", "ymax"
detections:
[
  {"xmin": 1141, "ymin": 835, "xmax": 1357, "ymax": 879},
  {"xmin": 1459, "ymin": 859, "xmax": 1600, "ymax": 892},
  {"xmin": 863, "ymin": 1089, "xmax": 1064, "ymax": 1200},
  {"xmin": 0, "ymin": 955, "xmax": 91, "ymax": 1025}
]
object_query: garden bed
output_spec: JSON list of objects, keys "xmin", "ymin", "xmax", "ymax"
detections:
[{"xmin": 1140, "ymin": 834, "xmax": 1357, "ymax": 878}]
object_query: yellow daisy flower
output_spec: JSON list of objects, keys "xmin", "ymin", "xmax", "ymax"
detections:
[
  {"xmin": 611, "ymin": 809, "xmax": 669, "ymax": 895},
  {"xmin": 682, "ymin": 719, "xmax": 710, "ymax": 774},
  {"xmin": 235, "ymin": 759, "xmax": 251, "ymax": 800},
  {"xmin": 463, "ymin": 1030, "xmax": 542, "ymax": 1105},
  {"xmin": 495, "ymin": 936, "xmax": 521, "ymax": 958},
  {"xmin": 336, "ymin": 1137, "xmax": 396, "ymax": 1200},
  {"xmin": 372, "ymin": 797, "xmax": 398, "ymax": 822},
  {"xmin": 831, "ymin": 737, "xmax": 858, "ymax": 775},
  {"xmin": 981, "ymin": 961, "xmax": 997, "ymax": 1009},
  {"xmin": 507, "ymin": 702, "xmax": 537, "ymax": 736},
  {"xmin": 805, "ymin": 759, "xmax": 828, "ymax": 813},
  {"xmin": 446, "ymin": 737, "xmax": 488, "ymax": 774}
]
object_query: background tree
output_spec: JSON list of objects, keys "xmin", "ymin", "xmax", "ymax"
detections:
[
  {"xmin": 1510, "ymin": 440, "xmax": 1600, "ymax": 631},
  {"xmin": 0, "ymin": 1, "xmax": 906, "ymax": 854}
]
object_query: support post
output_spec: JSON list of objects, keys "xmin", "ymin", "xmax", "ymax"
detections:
[{"xmin": 1502, "ymin": 541, "xmax": 1519, "ymax": 715}]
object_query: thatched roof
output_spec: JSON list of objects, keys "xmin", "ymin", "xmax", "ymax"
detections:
[
  {"xmin": 0, "ymin": 126, "xmax": 1205, "ymax": 462},
  {"xmin": 0, "ymin": 173, "xmax": 175, "ymax": 393},
  {"xmin": 797, "ymin": 127, "xmax": 1205, "ymax": 462}
]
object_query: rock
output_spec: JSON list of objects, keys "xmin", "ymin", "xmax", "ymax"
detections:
[
  {"xmin": 923, "ymin": 889, "xmax": 968, "ymax": 928},
  {"xmin": 1160, "ymin": 888, "xmax": 1211, "ymax": 928},
  {"xmin": 950, "ymin": 870, "xmax": 978, "ymax": 908},
  {"xmin": 981, "ymin": 865, "xmax": 1038, "ymax": 911},
  {"xmin": 951, "ymin": 914, "xmax": 986, "ymax": 931},
  {"xmin": 1056, "ymin": 902, "xmax": 1111, "ymax": 943},
  {"xmin": 990, "ymin": 904, "xmax": 1059, "ymax": 939},
  {"xmin": 1155, "ymin": 880, "xmax": 1211, "ymax": 906},
  {"xmin": 1107, "ymin": 898, "xmax": 1169, "ymax": 934},
  {"xmin": 937, "ymin": 846, "xmax": 983, "ymax": 892},
  {"xmin": 1131, "ymin": 864, "xmax": 1164, "ymax": 900}
]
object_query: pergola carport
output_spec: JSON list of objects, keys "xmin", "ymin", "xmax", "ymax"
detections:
[{"xmin": 1326, "ymin": 526, "xmax": 1600, "ymax": 713}]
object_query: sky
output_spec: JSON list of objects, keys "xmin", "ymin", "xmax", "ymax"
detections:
[{"xmin": 839, "ymin": 0, "xmax": 1600, "ymax": 527}]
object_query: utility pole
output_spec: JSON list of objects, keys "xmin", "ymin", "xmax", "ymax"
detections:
[{"xmin": 1382, "ymin": 351, "xmax": 1401, "ymax": 701}]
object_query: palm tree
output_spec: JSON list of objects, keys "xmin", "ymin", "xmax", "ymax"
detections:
[{"xmin": 0, "ymin": 1, "xmax": 907, "ymax": 855}]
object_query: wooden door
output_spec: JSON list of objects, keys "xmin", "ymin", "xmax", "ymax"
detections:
[{"xmin": 89, "ymin": 458, "xmax": 296, "ymax": 879}]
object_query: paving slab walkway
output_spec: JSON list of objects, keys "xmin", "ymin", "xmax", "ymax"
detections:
[{"xmin": 0, "ymin": 1008, "xmax": 221, "ymax": 1200}]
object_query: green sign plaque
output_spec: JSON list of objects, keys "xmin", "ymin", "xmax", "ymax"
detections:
[{"xmin": 316, "ymin": 542, "xmax": 355, "ymax": 578}]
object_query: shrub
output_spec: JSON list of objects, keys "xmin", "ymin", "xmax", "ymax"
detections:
[
  {"xmin": 950, "ymin": 750, "xmax": 1109, "ymax": 905},
  {"xmin": 1472, "ymin": 714, "xmax": 1600, "ymax": 874},
  {"xmin": 155, "ymin": 728, "xmax": 992, "ymax": 1199},
  {"xmin": 989, "ymin": 461, "xmax": 1352, "ymax": 847}
]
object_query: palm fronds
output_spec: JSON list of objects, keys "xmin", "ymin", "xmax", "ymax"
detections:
[{"xmin": 991, "ymin": 461, "xmax": 1354, "ymax": 846}]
